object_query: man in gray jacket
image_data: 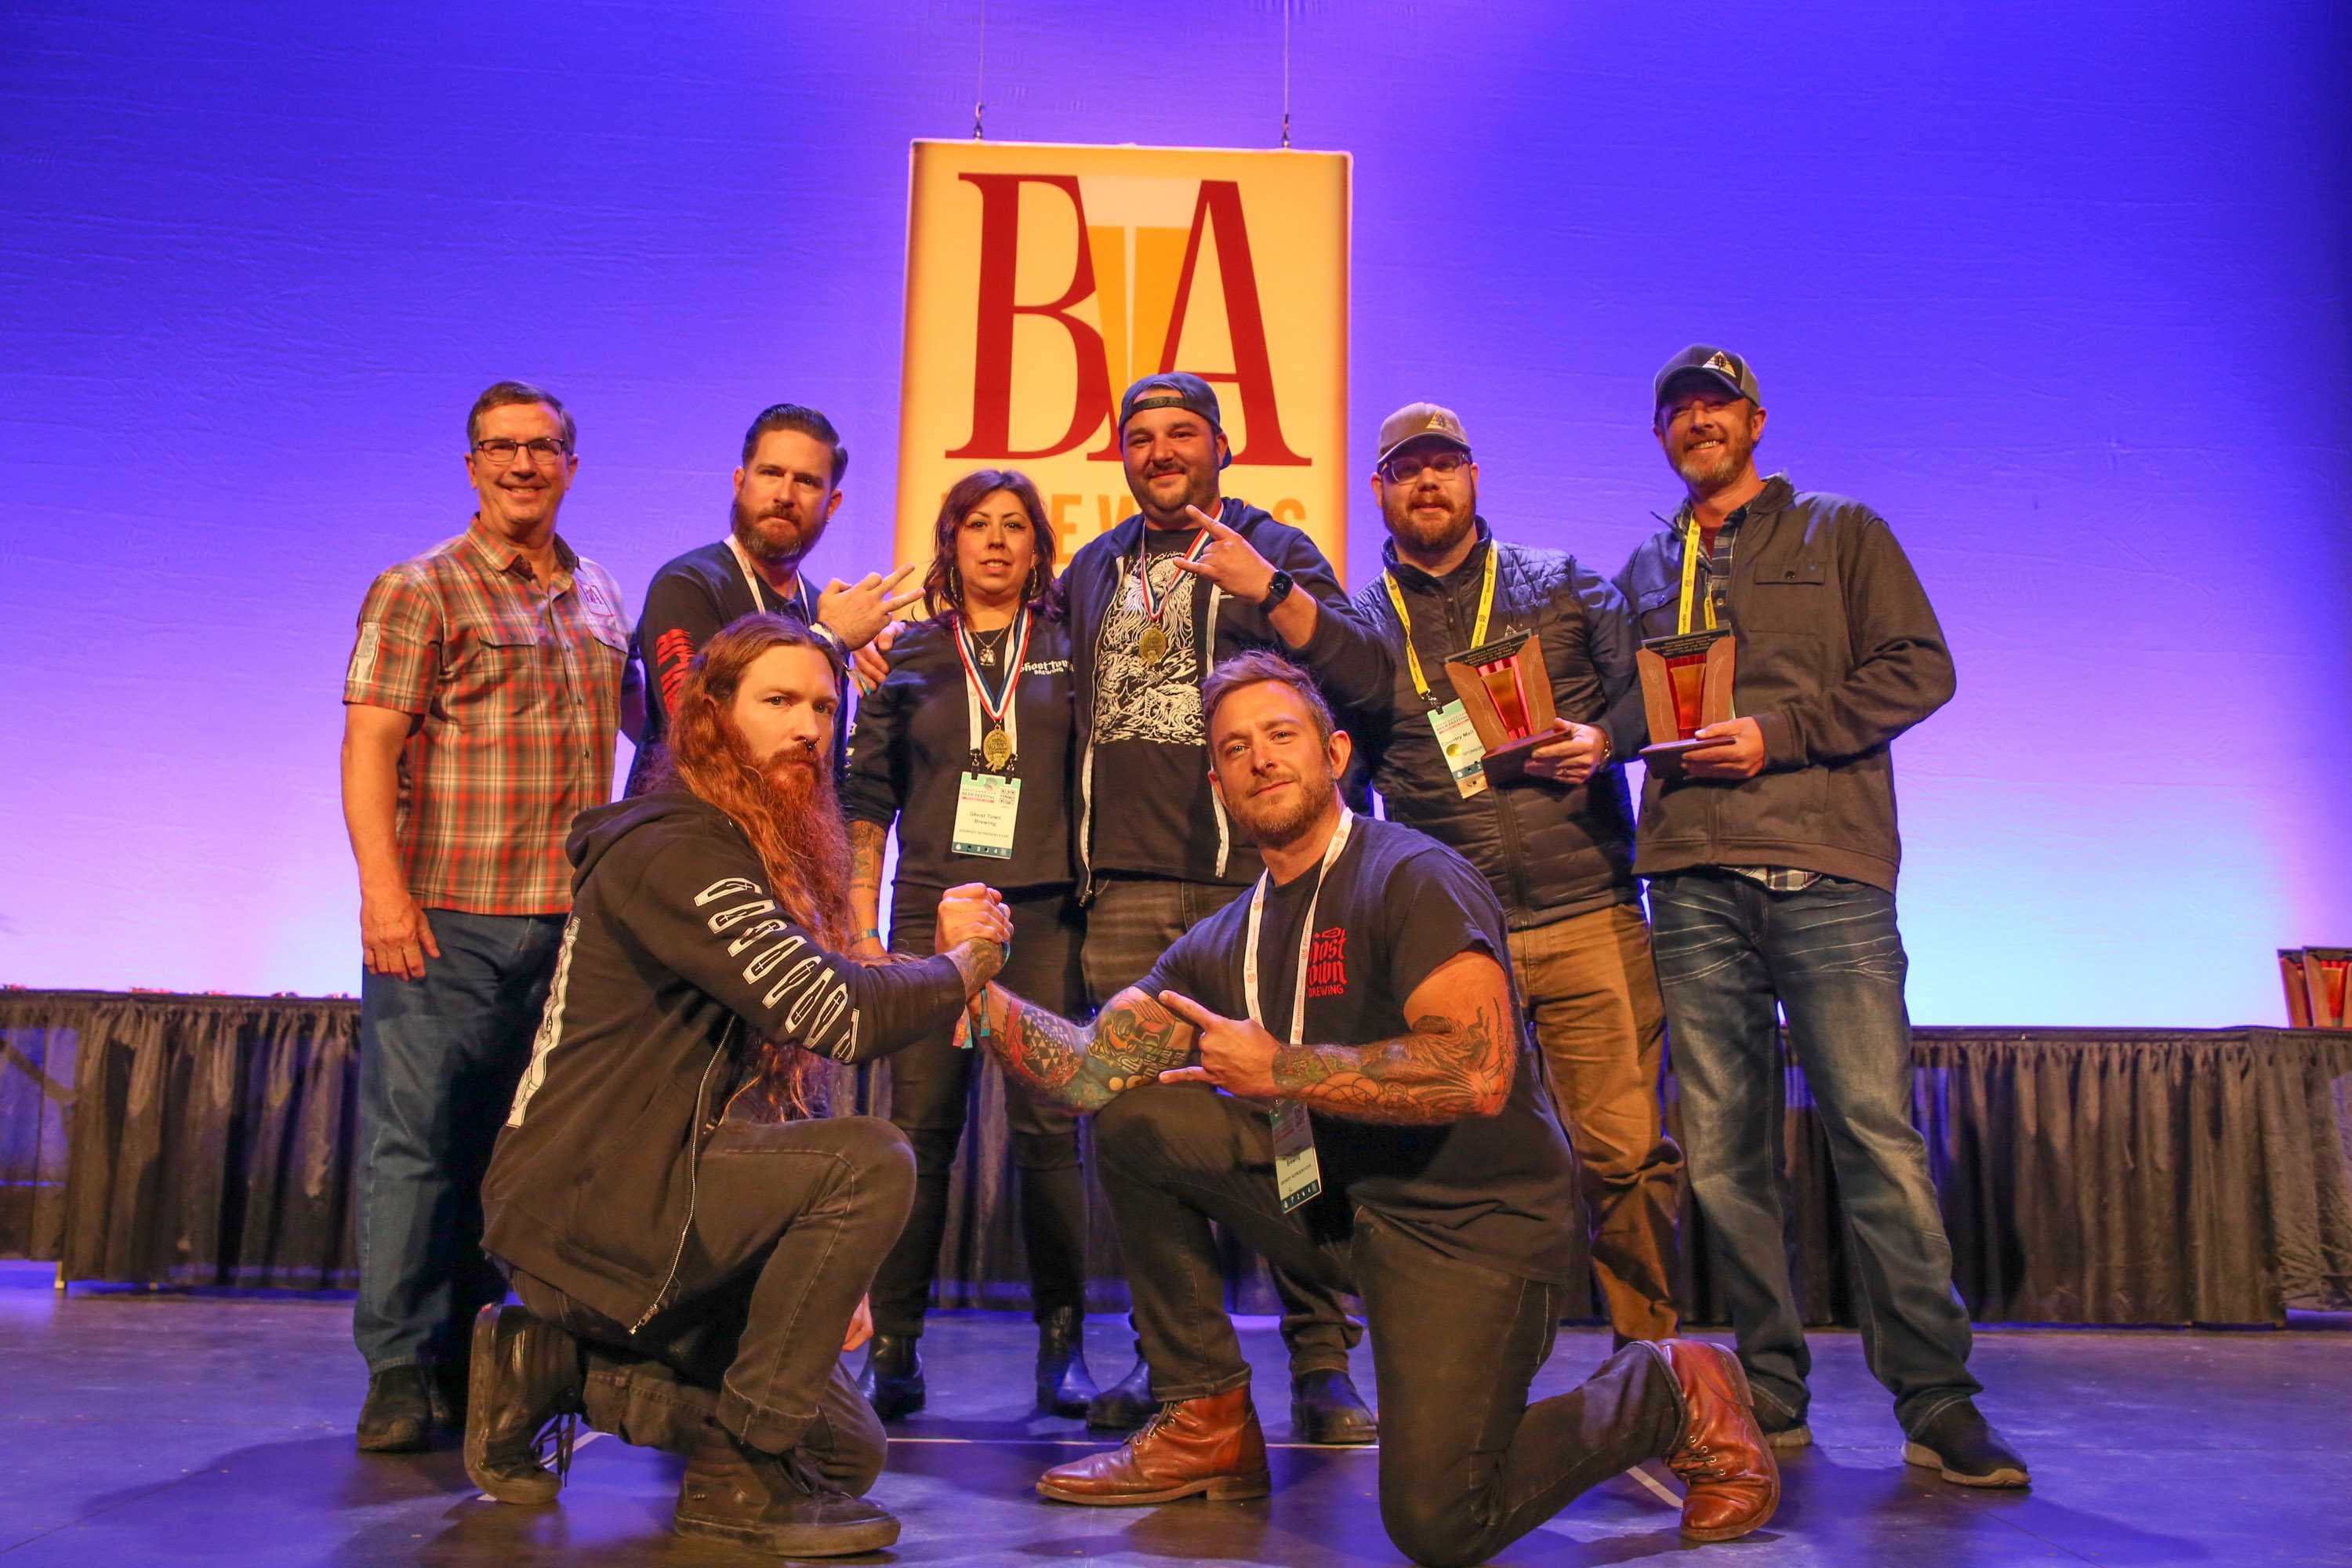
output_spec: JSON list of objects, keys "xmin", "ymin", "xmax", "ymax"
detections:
[
  {"xmin": 1349, "ymin": 402, "xmax": 1683, "ymax": 1346},
  {"xmin": 1617, "ymin": 345, "xmax": 2027, "ymax": 1487}
]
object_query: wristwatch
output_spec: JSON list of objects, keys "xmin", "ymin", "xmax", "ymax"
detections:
[{"xmin": 1262, "ymin": 569, "xmax": 1294, "ymax": 610}]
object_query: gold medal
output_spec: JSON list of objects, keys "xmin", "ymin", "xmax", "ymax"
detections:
[
  {"xmin": 981, "ymin": 725, "xmax": 1014, "ymax": 772},
  {"xmin": 1138, "ymin": 624, "xmax": 1169, "ymax": 666}
]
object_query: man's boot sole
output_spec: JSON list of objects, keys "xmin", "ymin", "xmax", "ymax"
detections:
[
  {"xmin": 1679, "ymin": 1352, "xmax": 1780, "ymax": 1544},
  {"xmin": 463, "ymin": 1306, "xmax": 561, "ymax": 1504},
  {"xmin": 1036, "ymin": 1471, "xmax": 1272, "ymax": 1506},
  {"xmin": 673, "ymin": 1509, "xmax": 902, "ymax": 1555},
  {"xmin": 1902, "ymin": 1442, "xmax": 2030, "ymax": 1488}
]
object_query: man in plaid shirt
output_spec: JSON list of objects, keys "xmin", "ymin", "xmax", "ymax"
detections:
[{"xmin": 339, "ymin": 380, "xmax": 629, "ymax": 1453}]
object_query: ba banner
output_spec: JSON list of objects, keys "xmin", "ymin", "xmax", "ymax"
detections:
[{"xmin": 897, "ymin": 140, "xmax": 1352, "ymax": 572}]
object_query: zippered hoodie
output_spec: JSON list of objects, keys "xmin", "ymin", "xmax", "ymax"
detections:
[
  {"xmin": 1064, "ymin": 497, "xmax": 1395, "ymax": 896},
  {"xmin": 481, "ymin": 789, "xmax": 967, "ymax": 1334}
]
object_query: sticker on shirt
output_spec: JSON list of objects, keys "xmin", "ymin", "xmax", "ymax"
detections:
[
  {"xmin": 1428, "ymin": 699, "xmax": 1489, "ymax": 798},
  {"xmin": 579, "ymin": 578, "xmax": 615, "ymax": 618},
  {"xmin": 1094, "ymin": 554, "xmax": 1205, "ymax": 746},
  {"xmin": 349, "ymin": 622, "xmax": 383, "ymax": 684},
  {"xmin": 952, "ymin": 771, "xmax": 1022, "ymax": 858},
  {"xmin": 1272, "ymin": 1099, "xmax": 1323, "ymax": 1212}
]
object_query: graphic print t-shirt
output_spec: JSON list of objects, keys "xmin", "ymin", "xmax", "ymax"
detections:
[
  {"xmin": 1137, "ymin": 816, "xmax": 1579, "ymax": 1283},
  {"xmin": 1088, "ymin": 527, "xmax": 1253, "ymax": 880}
]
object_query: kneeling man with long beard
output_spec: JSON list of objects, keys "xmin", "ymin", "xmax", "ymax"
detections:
[
  {"xmin": 962, "ymin": 649, "xmax": 1778, "ymax": 1566},
  {"xmin": 465, "ymin": 613, "xmax": 1012, "ymax": 1557}
]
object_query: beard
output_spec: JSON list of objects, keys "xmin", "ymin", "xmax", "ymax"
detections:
[
  {"xmin": 1381, "ymin": 481, "xmax": 1478, "ymax": 561},
  {"xmin": 1670, "ymin": 422, "xmax": 1757, "ymax": 495},
  {"xmin": 1233, "ymin": 757, "xmax": 1337, "ymax": 851},
  {"xmin": 743, "ymin": 741, "xmax": 850, "ymax": 908},
  {"xmin": 731, "ymin": 492, "xmax": 829, "ymax": 568},
  {"xmin": 1124, "ymin": 453, "xmax": 1218, "ymax": 526}
]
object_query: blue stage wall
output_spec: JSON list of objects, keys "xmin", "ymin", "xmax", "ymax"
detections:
[{"xmin": 2, "ymin": 3, "xmax": 2346, "ymax": 1025}]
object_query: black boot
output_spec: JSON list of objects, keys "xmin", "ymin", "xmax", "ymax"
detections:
[
  {"xmin": 463, "ymin": 1304, "xmax": 586, "ymax": 1504},
  {"xmin": 674, "ymin": 1418, "xmax": 901, "ymax": 1557},
  {"xmin": 1084, "ymin": 1344, "xmax": 1156, "ymax": 1433},
  {"xmin": 356, "ymin": 1364, "xmax": 434, "ymax": 1453},
  {"xmin": 1034, "ymin": 1306, "xmax": 1100, "ymax": 1418},
  {"xmin": 1290, "ymin": 1367, "xmax": 1378, "ymax": 1446},
  {"xmin": 855, "ymin": 1334, "xmax": 924, "ymax": 1421}
]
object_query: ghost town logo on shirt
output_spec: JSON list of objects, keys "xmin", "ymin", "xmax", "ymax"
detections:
[
  {"xmin": 1306, "ymin": 925, "xmax": 1348, "ymax": 999},
  {"xmin": 1094, "ymin": 552, "xmax": 1205, "ymax": 746}
]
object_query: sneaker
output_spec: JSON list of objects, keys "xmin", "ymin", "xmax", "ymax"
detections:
[
  {"xmin": 356, "ymin": 1365, "xmax": 434, "ymax": 1453},
  {"xmin": 1904, "ymin": 1401, "xmax": 2030, "ymax": 1488}
]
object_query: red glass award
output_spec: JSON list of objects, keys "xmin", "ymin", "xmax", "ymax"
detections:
[
  {"xmin": 1636, "ymin": 628, "xmax": 1736, "ymax": 759},
  {"xmin": 1442, "ymin": 632, "xmax": 1558, "ymax": 785}
]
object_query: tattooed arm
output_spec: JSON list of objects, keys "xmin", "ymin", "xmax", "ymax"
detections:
[
  {"xmin": 847, "ymin": 820, "xmax": 890, "ymax": 958},
  {"xmin": 963, "ymin": 984, "xmax": 1200, "ymax": 1114},
  {"xmin": 1158, "ymin": 949, "xmax": 1515, "ymax": 1125}
]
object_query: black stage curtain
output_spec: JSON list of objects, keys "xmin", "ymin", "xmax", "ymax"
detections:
[{"xmin": 5, "ymin": 991, "xmax": 2350, "ymax": 1326}]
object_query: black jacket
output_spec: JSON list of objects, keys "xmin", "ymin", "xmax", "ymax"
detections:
[
  {"xmin": 840, "ymin": 612, "xmax": 1076, "ymax": 898},
  {"xmin": 480, "ymin": 789, "xmax": 966, "ymax": 1333},
  {"xmin": 1613, "ymin": 476, "xmax": 1955, "ymax": 892},
  {"xmin": 1064, "ymin": 498, "xmax": 1394, "ymax": 895},
  {"xmin": 1350, "ymin": 522, "xmax": 1646, "ymax": 928}
]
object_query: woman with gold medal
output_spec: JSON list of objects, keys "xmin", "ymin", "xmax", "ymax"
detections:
[{"xmin": 840, "ymin": 469, "xmax": 1098, "ymax": 1422}]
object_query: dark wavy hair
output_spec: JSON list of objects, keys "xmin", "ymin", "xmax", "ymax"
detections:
[{"xmin": 920, "ymin": 469, "xmax": 1062, "ymax": 622}]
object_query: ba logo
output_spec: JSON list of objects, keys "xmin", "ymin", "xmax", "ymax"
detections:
[{"xmin": 946, "ymin": 174, "xmax": 1306, "ymax": 468}]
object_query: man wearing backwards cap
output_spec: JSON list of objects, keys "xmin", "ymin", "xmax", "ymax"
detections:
[
  {"xmin": 1617, "ymin": 345, "xmax": 2029, "ymax": 1487},
  {"xmin": 1058, "ymin": 370, "xmax": 1395, "ymax": 1443},
  {"xmin": 1348, "ymin": 401, "xmax": 1684, "ymax": 1348}
]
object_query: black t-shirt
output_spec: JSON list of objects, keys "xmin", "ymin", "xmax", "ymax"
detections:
[
  {"xmin": 625, "ymin": 539, "xmax": 840, "ymax": 796},
  {"xmin": 1086, "ymin": 526, "xmax": 1256, "ymax": 880},
  {"xmin": 840, "ymin": 613, "xmax": 1076, "ymax": 899},
  {"xmin": 1138, "ymin": 815, "xmax": 1579, "ymax": 1283}
]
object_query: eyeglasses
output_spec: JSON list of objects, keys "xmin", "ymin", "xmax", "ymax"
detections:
[
  {"xmin": 472, "ymin": 437, "xmax": 571, "ymax": 465},
  {"xmin": 1381, "ymin": 449, "xmax": 1471, "ymax": 483}
]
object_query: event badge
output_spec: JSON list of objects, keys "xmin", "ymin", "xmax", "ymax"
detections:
[
  {"xmin": 1271, "ymin": 1099, "xmax": 1323, "ymax": 1212},
  {"xmin": 951, "ymin": 771, "xmax": 1021, "ymax": 858},
  {"xmin": 1428, "ymin": 699, "xmax": 1490, "ymax": 799}
]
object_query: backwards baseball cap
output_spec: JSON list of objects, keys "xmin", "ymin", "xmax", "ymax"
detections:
[
  {"xmin": 1374, "ymin": 401, "xmax": 1472, "ymax": 470},
  {"xmin": 1653, "ymin": 344, "xmax": 1761, "ymax": 412},
  {"xmin": 1118, "ymin": 372, "xmax": 1229, "ymax": 470}
]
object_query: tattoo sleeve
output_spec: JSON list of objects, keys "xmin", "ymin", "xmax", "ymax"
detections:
[
  {"xmin": 1268, "ymin": 997, "xmax": 1515, "ymax": 1125},
  {"xmin": 972, "ymin": 985, "xmax": 1197, "ymax": 1113},
  {"xmin": 946, "ymin": 938, "xmax": 1004, "ymax": 997},
  {"xmin": 846, "ymin": 821, "xmax": 888, "ymax": 941}
]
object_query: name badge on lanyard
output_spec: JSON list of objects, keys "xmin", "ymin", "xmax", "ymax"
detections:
[
  {"xmin": 1243, "ymin": 809, "xmax": 1355, "ymax": 1213},
  {"xmin": 1385, "ymin": 547, "xmax": 1499, "ymax": 800},
  {"xmin": 949, "ymin": 608, "xmax": 1032, "ymax": 859}
]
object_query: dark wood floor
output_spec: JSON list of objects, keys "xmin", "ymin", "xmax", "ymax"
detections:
[{"xmin": 2, "ymin": 1261, "xmax": 2344, "ymax": 1566}]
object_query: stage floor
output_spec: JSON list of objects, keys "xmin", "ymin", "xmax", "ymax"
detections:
[{"xmin": 2, "ymin": 1262, "xmax": 2343, "ymax": 1567}]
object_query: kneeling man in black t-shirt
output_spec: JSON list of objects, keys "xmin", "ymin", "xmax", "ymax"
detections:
[{"xmin": 954, "ymin": 649, "xmax": 1778, "ymax": 1563}]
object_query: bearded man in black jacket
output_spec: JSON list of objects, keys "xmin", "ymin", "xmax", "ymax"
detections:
[{"xmin": 466, "ymin": 613, "xmax": 1013, "ymax": 1559}]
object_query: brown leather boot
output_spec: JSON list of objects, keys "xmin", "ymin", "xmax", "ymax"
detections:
[
  {"xmin": 673, "ymin": 1417, "xmax": 901, "ymax": 1556},
  {"xmin": 1036, "ymin": 1385, "xmax": 1271, "ymax": 1506},
  {"xmin": 1657, "ymin": 1339, "xmax": 1779, "ymax": 1543},
  {"xmin": 463, "ymin": 1305, "xmax": 584, "ymax": 1504}
]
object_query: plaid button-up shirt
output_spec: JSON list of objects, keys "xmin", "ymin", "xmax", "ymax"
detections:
[
  {"xmin": 1675, "ymin": 501, "xmax": 1820, "ymax": 895},
  {"xmin": 343, "ymin": 516, "xmax": 630, "ymax": 915}
]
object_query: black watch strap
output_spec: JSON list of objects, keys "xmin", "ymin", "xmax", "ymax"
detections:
[{"xmin": 1263, "ymin": 569, "xmax": 1294, "ymax": 609}]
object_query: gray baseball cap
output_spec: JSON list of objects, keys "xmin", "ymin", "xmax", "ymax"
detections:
[
  {"xmin": 1374, "ymin": 401, "xmax": 1472, "ymax": 469},
  {"xmin": 1653, "ymin": 345, "xmax": 1761, "ymax": 410}
]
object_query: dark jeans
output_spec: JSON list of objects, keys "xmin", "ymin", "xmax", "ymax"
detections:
[
  {"xmin": 1082, "ymin": 874, "xmax": 1363, "ymax": 1377},
  {"xmin": 510, "ymin": 1115, "xmax": 911, "ymax": 1486},
  {"xmin": 1648, "ymin": 869, "xmax": 1980, "ymax": 1436},
  {"xmin": 356, "ymin": 907, "xmax": 564, "ymax": 1371},
  {"xmin": 1094, "ymin": 1084, "xmax": 1684, "ymax": 1568},
  {"xmin": 870, "ymin": 887, "xmax": 1088, "ymax": 1336}
]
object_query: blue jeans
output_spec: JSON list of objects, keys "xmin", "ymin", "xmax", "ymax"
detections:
[
  {"xmin": 1647, "ymin": 869, "xmax": 1979, "ymax": 1436},
  {"xmin": 355, "ymin": 907, "xmax": 565, "ymax": 1372}
]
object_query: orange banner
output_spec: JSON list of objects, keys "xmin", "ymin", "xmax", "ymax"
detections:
[{"xmin": 897, "ymin": 140, "xmax": 1351, "ymax": 574}]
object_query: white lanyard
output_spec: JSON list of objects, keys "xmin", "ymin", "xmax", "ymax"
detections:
[
  {"xmin": 725, "ymin": 535, "xmax": 810, "ymax": 621},
  {"xmin": 1242, "ymin": 808, "xmax": 1355, "ymax": 1045}
]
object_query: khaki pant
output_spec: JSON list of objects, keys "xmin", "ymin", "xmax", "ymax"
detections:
[{"xmin": 1508, "ymin": 902, "xmax": 1683, "ymax": 1341}]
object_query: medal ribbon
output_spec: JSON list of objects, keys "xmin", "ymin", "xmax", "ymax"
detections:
[
  {"xmin": 1135, "ymin": 529, "xmax": 1215, "ymax": 623},
  {"xmin": 1675, "ymin": 510, "xmax": 1719, "ymax": 637},
  {"xmin": 1383, "ymin": 543, "xmax": 1497, "ymax": 703},
  {"xmin": 955, "ymin": 601, "xmax": 1030, "ymax": 747},
  {"xmin": 1243, "ymin": 809, "xmax": 1356, "ymax": 1047}
]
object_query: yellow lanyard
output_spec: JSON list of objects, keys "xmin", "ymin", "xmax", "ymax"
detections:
[
  {"xmin": 1384, "ymin": 544, "xmax": 1497, "ymax": 702},
  {"xmin": 1675, "ymin": 515, "xmax": 1718, "ymax": 636}
]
